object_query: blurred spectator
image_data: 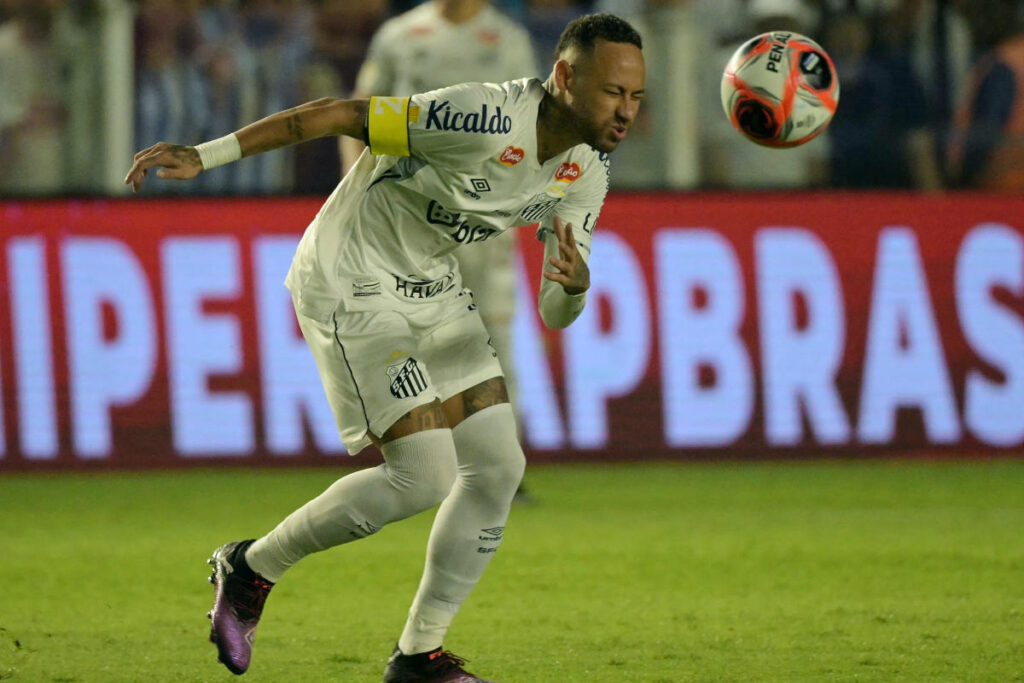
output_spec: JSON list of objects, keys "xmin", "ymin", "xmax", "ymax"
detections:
[
  {"xmin": 947, "ymin": 0, "xmax": 1024, "ymax": 191},
  {"xmin": 292, "ymin": 0, "xmax": 388, "ymax": 192},
  {"xmin": 698, "ymin": 0, "xmax": 831, "ymax": 189},
  {"xmin": 0, "ymin": 0, "xmax": 98, "ymax": 194},
  {"xmin": 194, "ymin": 0, "xmax": 249, "ymax": 192},
  {"xmin": 136, "ymin": 0, "xmax": 319, "ymax": 194},
  {"xmin": 134, "ymin": 0, "xmax": 210, "ymax": 194},
  {"xmin": 311, "ymin": 0, "xmax": 389, "ymax": 93},
  {"xmin": 871, "ymin": 0, "xmax": 946, "ymax": 189},
  {"xmin": 822, "ymin": 8, "xmax": 937, "ymax": 188},
  {"xmin": 233, "ymin": 0, "xmax": 313, "ymax": 193},
  {"xmin": 906, "ymin": 0, "xmax": 973, "ymax": 182},
  {"xmin": 348, "ymin": 0, "xmax": 536, "ymax": 102}
]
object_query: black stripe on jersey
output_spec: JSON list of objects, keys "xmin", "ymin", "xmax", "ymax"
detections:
[
  {"xmin": 332, "ymin": 312, "xmax": 372, "ymax": 435},
  {"xmin": 582, "ymin": 212, "xmax": 594, "ymax": 234},
  {"xmin": 367, "ymin": 165, "xmax": 402, "ymax": 191}
]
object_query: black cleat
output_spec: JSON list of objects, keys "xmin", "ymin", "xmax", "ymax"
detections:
[
  {"xmin": 207, "ymin": 540, "xmax": 274, "ymax": 675},
  {"xmin": 383, "ymin": 645, "xmax": 495, "ymax": 682}
]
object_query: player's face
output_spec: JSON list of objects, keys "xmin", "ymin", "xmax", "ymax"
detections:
[{"xmin": 566, "ymin": 40, "xmax": 646, "ymax": 153}]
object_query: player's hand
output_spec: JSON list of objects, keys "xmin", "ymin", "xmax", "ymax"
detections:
[
  {"xmin": 543, "ymin": 215, "xmax": 589, "ymax": 295},
  {"xmin": 123, "ymin": 142, "xmax": 203, "ymax": 193}
]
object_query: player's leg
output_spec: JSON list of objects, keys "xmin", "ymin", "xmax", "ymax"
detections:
[
  {"xmin": 455, "ymin": 233, "xmax": 528, "ymax": 507},
  {"xmin": 247, "ymin": 308, "xmax": 461, "ymax": 572},
  {"xmin": 242, "ymin": 403, "xmax": 456, "ymax": 582},
  {"xmin": 390, "ymin": 301, "xmax": 525, "ymax": 666},
  {"xmin": 395, "ymin": 380, "xmax": 524, "ymax": 656},
  {"xmin": 209, "ymin": 309, "xmax": 459, "ymax": 675}
]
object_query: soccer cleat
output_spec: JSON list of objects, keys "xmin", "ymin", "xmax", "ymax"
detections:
[
  {"xmin": 383, "ymin": 645, "xmax": 495, "ymax": 683},
  {"xmin": 206, "ymin": 540, "xmax": 274, "ymax": 675}
]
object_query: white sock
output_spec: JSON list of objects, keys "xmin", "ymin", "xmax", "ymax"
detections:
[
  {"xmin": 398, "ymin": 403, "xmax": 525, "ymax": 654},
  {"xmin": 246, "ymin": 428, "xmax": 457, "ymax": 583}
]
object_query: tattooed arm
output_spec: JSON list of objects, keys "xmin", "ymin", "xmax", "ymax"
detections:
[
  {"xmin": 235, "ymin": 98, "xmax": 369, "ymax": 156},
  {"xmin": 124, "ymin": 98, "xmax": 369, "ymax": 192}
]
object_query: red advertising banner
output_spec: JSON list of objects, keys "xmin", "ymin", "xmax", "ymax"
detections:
[{"xmin": 1, "ymin": 194, "xmax": 1022, "ymax": 470}]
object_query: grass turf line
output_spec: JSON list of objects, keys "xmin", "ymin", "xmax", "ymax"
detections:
[{"xmin": 0, "ymin": 460, "xmax": 1022, "ymax": 682}]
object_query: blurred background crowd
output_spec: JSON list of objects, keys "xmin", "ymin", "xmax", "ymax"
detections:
[{"xmin": 0, "ymin": 0, "xmax": 1021, "ymax": 196}]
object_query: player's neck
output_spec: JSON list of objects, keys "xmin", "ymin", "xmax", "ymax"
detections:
[
  {"xmin": 536, "ymin": 84, "xmax": 582, "ymax": 164},
  {"xmin": 436, "ymin": 0, "xmax": 486, "ymax": 24}
]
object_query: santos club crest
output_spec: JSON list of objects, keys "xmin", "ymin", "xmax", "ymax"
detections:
[{"xmin": 386, "ymin": 352, "xmax": 428, "ymax": 398}]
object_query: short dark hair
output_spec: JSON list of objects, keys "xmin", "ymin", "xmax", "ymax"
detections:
[{"xmin": 555, "ymin": 13, "xmax": 643, "ymax": 60}]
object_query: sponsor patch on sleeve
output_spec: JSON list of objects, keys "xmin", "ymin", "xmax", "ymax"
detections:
[{"xmin": 555, "ymin": 162, "xmax": 581, "ymax": 183}]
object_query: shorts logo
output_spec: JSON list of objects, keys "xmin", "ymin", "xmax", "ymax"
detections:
[
  {"xmin": 499, "ymin": 145, "xmax": 524, "ymax": 166},
  {"xmin": 555, "ymin": 162, "xmax": 581, "ymax": 183},
  {"xmin": 386, "ymin": 353, "xmax": 428, "ymax": 399}
]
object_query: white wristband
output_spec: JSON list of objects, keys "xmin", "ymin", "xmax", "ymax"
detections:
[{"xmin": 194, "ymin": 134, "xmax": 241, "ymax": 170}]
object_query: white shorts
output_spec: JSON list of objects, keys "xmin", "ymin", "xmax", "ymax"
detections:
[{"xmin": 297, "ymin": 291, "xmax": 504, "ymax": 454}]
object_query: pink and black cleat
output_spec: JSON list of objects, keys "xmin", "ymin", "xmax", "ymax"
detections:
[
  {"xmin": 383, "ymin": 645, "xmax": 495, "ymax": 683},
  {"xmin": 206, "ymin": 540, "xmax": 274, "ymax": 675}
]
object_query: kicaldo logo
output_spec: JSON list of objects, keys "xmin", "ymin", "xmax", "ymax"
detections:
[
  {"xmin": 555, "ymin": 162, "xmax": 581, "ymax": 183},
  {"xmin": 499, "ymin": 145, "xmax": 524, "ymax": 166}
]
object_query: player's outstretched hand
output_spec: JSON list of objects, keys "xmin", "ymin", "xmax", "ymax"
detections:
[
  {"xmin": 543, "ymin": 215, "xmax": 590, "ymax": 295},
  {"xmin": 124, "ymin": 142, "xmax": 203, "ymax": 193}
]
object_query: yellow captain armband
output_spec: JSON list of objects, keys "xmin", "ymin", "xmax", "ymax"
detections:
[{"xmin": 367, "ymin": 96, "xmax": 417, "ymax": 157}]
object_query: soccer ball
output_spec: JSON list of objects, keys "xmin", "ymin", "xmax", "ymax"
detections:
[{"xmin": 720, "ymin": 31, "xmax": 839, "ymax": 148}]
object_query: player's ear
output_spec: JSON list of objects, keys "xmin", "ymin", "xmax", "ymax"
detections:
[{"xmin": 554, "ymin": 59, "xmax": 573, "ymax": 93}]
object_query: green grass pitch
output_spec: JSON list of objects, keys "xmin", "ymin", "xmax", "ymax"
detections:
[{"xmin": 1, "ymin": 460, "xmax": 1022, "ymax": 682}]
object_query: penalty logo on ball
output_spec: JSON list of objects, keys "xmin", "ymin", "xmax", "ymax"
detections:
[{"xmin": 721, "ymin": 31, "xmax": 840, "ymax": 148}]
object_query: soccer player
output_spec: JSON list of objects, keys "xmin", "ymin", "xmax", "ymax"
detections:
[
  {"xmin": 343, "ymin": 0, "xmax": 538, "ymax": 480},
  {"xmin": 125, "ymin": 13, "xmax": 645, "ymax": 683}
]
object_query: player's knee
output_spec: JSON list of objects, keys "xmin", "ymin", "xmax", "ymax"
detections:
[
  {"xmin": 417, "ymin": 455, "xmax": 458, "ymax": 507},
  {"xmin": 469, "ymin": 444, "xmax": 526, "ymax": 499},
  {"xmin": 394, "ymin": 454, "xmax": 457, "ymax": 510},
  {"xmin": 456, "ymin": 436, "xmax": 524, "ymax": 499},
  {"xmin": 381, "ymin": 428, "xmax": 459, "ymax": 510},
  {"xmin": 452, "ymin": 403, "xmax": 526, "ymax": 501}
]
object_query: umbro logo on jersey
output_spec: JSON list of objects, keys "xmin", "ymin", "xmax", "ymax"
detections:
[
  {"xmin": 463, "ymin": 178, "xmax": 491, "ymax": 200},
  {"xmin": 499, "ymin": 145, "xmax": 524, "ymax": 166},
  {"xmin": 386, "ymin": 355, "xmax": 428, "ymax": 399},
  {"xmin": 555, "ymin": 162, "xmax": 581, "ymax": 183},
  {"xmin": 425, "ymin": 100, "xmax": 512, "ymax": 135}
]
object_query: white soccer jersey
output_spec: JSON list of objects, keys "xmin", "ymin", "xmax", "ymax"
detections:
[
  {"xmin": 355, "ymin": 2, "xmax": 538, "ymax": 97},
  {"xmin": 353, "ymin": 3, "xmax": 539, "ymax": 323},
  {"xmin": 285, "ymin": 78, "xmax": 609, "ymax": 323}
]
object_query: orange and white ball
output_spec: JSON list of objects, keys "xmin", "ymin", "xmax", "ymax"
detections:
[{"xmin": 721, "ymin": 31, "xmax": 840, "ymax": 148}]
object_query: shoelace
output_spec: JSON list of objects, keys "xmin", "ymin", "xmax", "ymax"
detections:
[
  {"xmin": 226, "ymin": 574, "xmax": 273, "ymax": 622},
  {"xmin": 428, "ymin": 651, "xmax": 470, "ymax": 674}
]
